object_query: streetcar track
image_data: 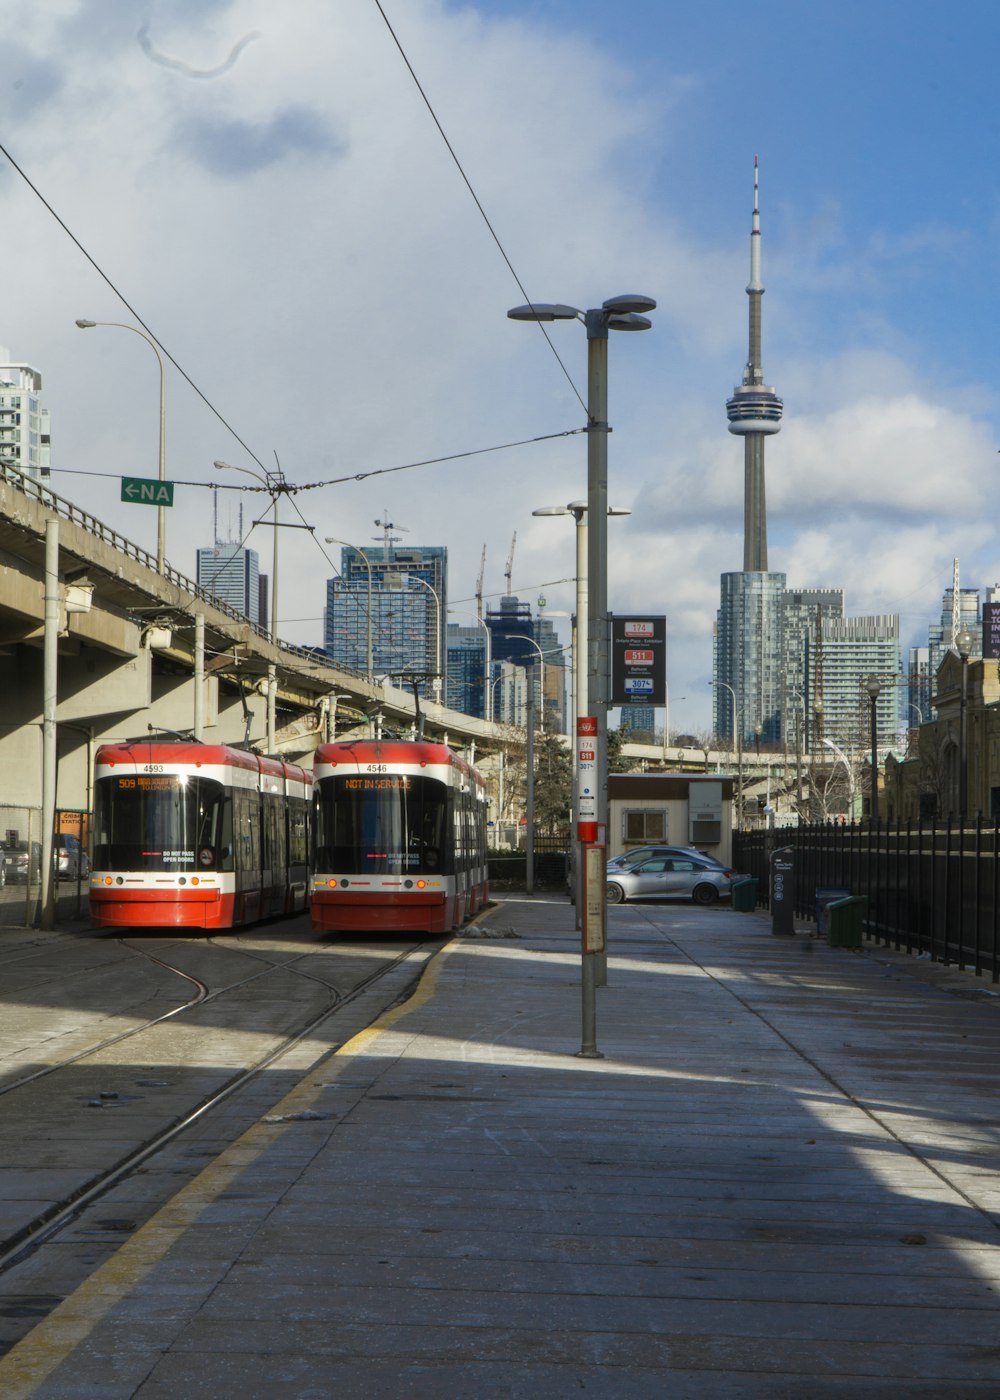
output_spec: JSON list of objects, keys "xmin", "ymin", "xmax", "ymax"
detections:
[
  {"xmin": 0, "ymin": 940, "xmax": 209, "ymax": 1098},
  {"xmin": 0, "ymin": 934, "xmax": 349, "ymax": 1098},
  {"xmin": 0, "ymin": 939, "xmax": 432, "ymax": 1274}
]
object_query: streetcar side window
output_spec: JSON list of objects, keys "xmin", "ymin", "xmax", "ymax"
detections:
[{"xmin": 288, "ymin": 796, "xmax": 308, "ymax": 869}]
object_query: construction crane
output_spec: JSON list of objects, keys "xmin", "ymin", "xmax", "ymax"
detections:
[
  {"xmin": 504, "ymin": 531, "xmax": 516, "ymax": 596},
  {"xmin": 476, "ymin": 545, "xmax": 486, "ymax": 622},
  {"xmin": 373, "ymin": 512, "xmax": 408, "ymax": 562}
]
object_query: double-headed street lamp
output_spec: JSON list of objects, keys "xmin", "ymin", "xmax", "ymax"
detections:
[
  {"xmin": 509, "ymin": 293, "xmax": 655, "ymax": 1059},
  {"xmin": 501, "ymin": 632, "xmax": 566, "ymax": 731},
  {"xmin": 76, "ymin": 319, "xmax": 167, "ymax": 573}
]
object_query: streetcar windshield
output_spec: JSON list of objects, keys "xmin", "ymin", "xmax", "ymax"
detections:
[
  {"xmin": 93, "ymin": 773, "xmax": 232, "ymax": 872},
  {"xmin": 313, "ymin": 773, "xmax": 450, "ymax": 874}
]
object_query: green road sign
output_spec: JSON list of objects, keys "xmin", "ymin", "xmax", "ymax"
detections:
[{"xmin": 121, "ymin": 476, "xmax": 174, "ymax": 507}]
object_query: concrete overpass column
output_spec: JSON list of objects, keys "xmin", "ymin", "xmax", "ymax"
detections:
[
  {"xmin": 41, "ymin": 519, "xmax": 58, "ymax": 930},
  {"xmin": 194, "ymin": 613, "xmax": 205, "ymax": 740},
  {"xmin": 267, "ymin": 664, "xmax": 276, "ymax": 753}
]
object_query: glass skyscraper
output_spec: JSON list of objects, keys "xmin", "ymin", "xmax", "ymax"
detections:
[
  {"xmin": 196, "ymin": 543, "xmax": 262, "ymax": 623},
  {"xmin": 324, "ymin": 545, "xmax": 447, "ymax": 695}
]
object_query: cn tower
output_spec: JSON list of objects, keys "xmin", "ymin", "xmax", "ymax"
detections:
[{"xmin": 726, "ymin": 157, "xmax": 783, "ymax": 571}]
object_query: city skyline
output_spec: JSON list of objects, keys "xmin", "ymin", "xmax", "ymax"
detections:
[{"xmin": 0, "ymin": 3, "xmax": 997, "ymax": 736}]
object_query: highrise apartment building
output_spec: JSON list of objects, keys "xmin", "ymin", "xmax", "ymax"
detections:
[
  {"xmin": 811, "ymin": 615, "xmax": 902, "ymax": 751},
  {"xmin": 715, "ymin": 571, "xmax": 787, "ymax": 744},
  {"xmin": 196, "ymin": 543, "xmax": 262, "ymax": 623},
  {"xmin": 446, "ymin": 624, "xmax": 487, "ymax": 717},
  {"xmin": 0, "ymin": 357, "xmax": 50, "ymax": 481}
]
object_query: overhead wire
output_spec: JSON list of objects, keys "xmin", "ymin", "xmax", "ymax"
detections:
[
  {"xmin": 0, "ymin": 138, "xmax": 268, "ymax": 474},
  {"xmin": 372, "ymin": 0, "xmax": 589, "ymax": 418},
  {"xmin": 2, "ymin": 26, "xmax": 590, "ymax": 664}
]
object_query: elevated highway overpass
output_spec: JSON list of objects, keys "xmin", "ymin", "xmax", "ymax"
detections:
[
  {"xmin": 0, "ymin": 463, "xmax": 493, "ymax": 820},
  {"xmin": 0, "ymin": 462, "xmax": 795, "ymax": 838}
]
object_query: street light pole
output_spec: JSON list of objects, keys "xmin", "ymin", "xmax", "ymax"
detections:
[
  {"xmin": 325, "ymin": 537, "xmax": 373, "ymax": 686},
  {"xmin": 502, "ymin": 632, "xmax": 548, "ymax": 731},
  {"xmin": 509, "ymin": 294, "xmax": 654, "ymax": 1060},
  {"xmin": 956, "ymin": 628, "xmax": 973, "ymax": 819},
  {"xmin": 396, "ymin": 572, "xmax": 442, "ymax": 703},
  {"xmin": 476, "ymin": 616, "xmax": 493, "ymax": 721},
  {"xmin": 716, "ymin": 679, "xmax": 742, "ymax": 829},
  {"xmin": 822, "ymin": 736, "xmax": 856, "ymax": 817},
  {"xmin": 865, "ymin": 675, "xmax": 881, "ymax": 824},
  {"xmin": 532, "ymin": 501, "xmax": 631, "ymax": 909},
  {"xmin": 76, "ymin": 319, "xmax": 166, "ymax": 573}
]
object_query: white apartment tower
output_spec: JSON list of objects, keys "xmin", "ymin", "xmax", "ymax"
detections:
[{"xmin": 0, "ymin": 355, "xmax": 50, "ymax": 481}]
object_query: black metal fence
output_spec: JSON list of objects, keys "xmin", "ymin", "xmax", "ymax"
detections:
[
  {"xmin": 735, "ymin": 819, "xmax": 1000, "ymax": 982},
  {"xmin": 488, "ymin": 834, "xmax": 569, "ymax": 889}
]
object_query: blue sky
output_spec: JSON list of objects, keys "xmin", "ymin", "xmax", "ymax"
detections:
[{"xmin": 1, "ymin": 0, "xmax": 998, "ymax": 737}]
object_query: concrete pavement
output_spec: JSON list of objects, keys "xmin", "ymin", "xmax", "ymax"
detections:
[{"xmin": 4, "ymin": 894, "xmax": 1000, "ymax": 1397}]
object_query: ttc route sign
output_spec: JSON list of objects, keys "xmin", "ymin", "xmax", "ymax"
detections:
[
  {"xmin": 121, "ymin": 476, "xmax": 174, "ymax": 507},
  {"xmin": 611, "ymin": 615, "xmax": 666, "ymax": 705}
]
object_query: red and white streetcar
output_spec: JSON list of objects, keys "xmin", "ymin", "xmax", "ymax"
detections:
[
  {"xmin": 311, "ymin": 739, "xmax": 489, "ymax": 934},
  {"xmin": 90, "ymin": 740, "xmax": 311, "ymax": 930}
]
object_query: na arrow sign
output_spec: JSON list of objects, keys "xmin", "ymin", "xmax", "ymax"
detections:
[{"xmin": 121, "ymin": 476, "xmax": 174, "ymax": 507}]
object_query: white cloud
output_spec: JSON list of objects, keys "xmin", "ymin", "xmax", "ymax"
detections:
[{"xmin": 0, "ymin": 1, "xmax": 996, "ymax": 741}]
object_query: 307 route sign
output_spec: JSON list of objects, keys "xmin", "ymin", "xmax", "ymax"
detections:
[{"xmin": 121, "ymin": 476, "xmax": 174, "ymax": 507}]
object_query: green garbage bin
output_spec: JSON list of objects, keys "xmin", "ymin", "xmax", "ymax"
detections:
[
  {"xmin": 731, "ymin": 876, "xmax": 759, "ymax": 913},
  {"xmin": 826, "ymin": 895, "xmax": 866, "ymax": 948}
]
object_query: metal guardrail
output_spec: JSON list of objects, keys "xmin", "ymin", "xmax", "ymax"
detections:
[{"xmin": 0, "ymin": 461, "xmax": 366, "ymax": 678}]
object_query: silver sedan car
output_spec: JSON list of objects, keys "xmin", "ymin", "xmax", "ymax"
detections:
[
  {"xmin": 606, "ymin": 854, "xmax": 733, "ymax": 906},
  {"xmin": 607, "ymin": 845, "xmax": 725, "ymax": 873}
]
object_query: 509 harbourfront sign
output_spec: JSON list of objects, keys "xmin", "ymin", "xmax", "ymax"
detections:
[{"xmin": 610, "ymin": 615, "xmax": 666, "ymax": 706}]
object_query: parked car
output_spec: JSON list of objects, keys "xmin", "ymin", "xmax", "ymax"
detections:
[
  {"xmin": 0, "ymin": 840, "xmax": 42, "ymax": 884},
  {"xmin": 55, "ymin": 833, "xmax": 90, "ymax": 881},
  {"xmin": 606, "ymin": 845, "xmax": 726, "ymax": 873},
  {"xmin": 606, "ymin": 853, "xmax": 733, "ymax": 906}
]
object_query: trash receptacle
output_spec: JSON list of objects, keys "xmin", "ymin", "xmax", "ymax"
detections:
[
  {"xmin": 816, "ymin": 887, "xmax": 850, "ymax": 937},
  {"xmin": 826, "ymin": 895, "xmax": 866, "ymax": 948},
  {"xmin": 731, "ymin": 876, "xmax": 758, "ymax": 912}
]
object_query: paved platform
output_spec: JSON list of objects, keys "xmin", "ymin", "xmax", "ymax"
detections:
[{"xmin": 4, "ymin": 895, "xmax": 1000, "ymax": 1397}]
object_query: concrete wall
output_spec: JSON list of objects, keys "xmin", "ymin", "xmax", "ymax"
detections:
[{"xmin": 608, "ymin": 772, "xmax": 736, "ymax": 866}]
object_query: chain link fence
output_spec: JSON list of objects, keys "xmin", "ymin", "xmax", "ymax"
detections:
[{"xmin": 0, "ymin": 804, "xmax": 91, "ymax": 928}]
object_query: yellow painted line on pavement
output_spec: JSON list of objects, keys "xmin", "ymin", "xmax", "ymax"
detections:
[{"xmin": 0, "ymin": 943, "xmax": 452, "ymax": 1399}]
